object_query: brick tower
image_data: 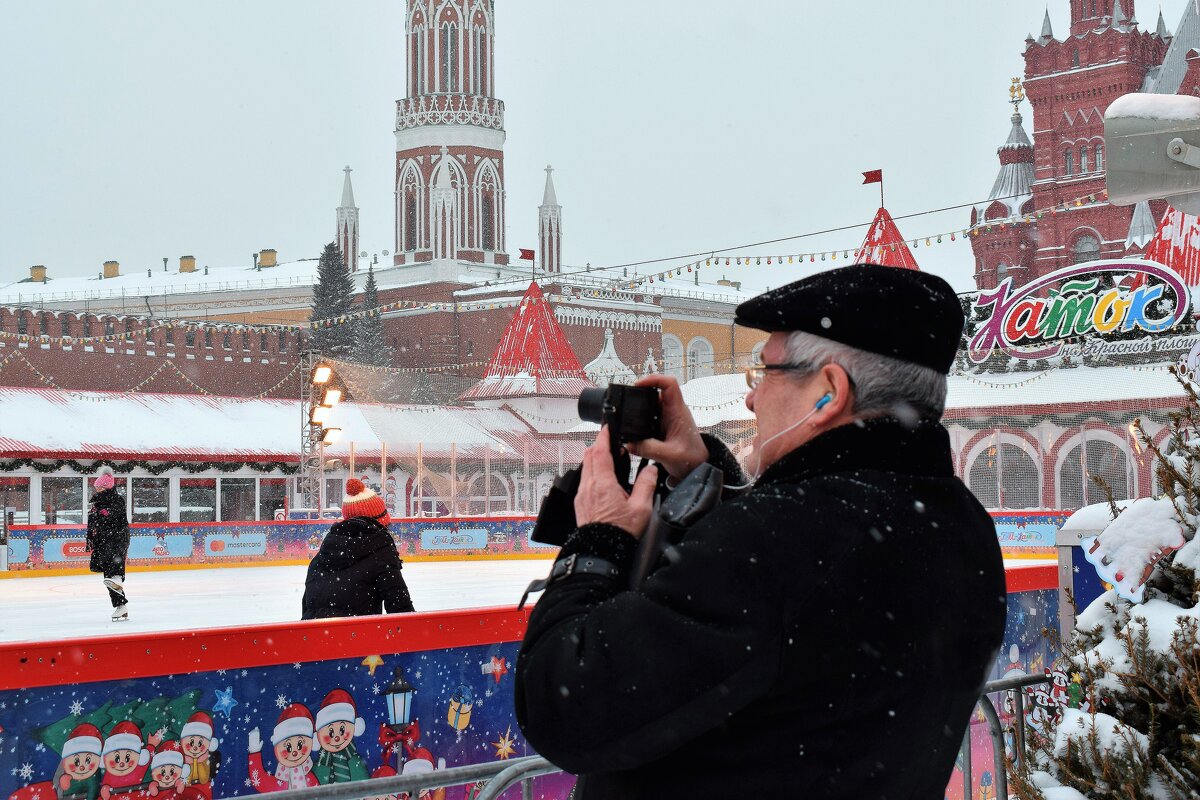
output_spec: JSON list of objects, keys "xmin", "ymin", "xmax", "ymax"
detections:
[
  {"xmin": 971, "ymin": 2, "xmax": 1171, "ymax": 289},
  {"xmin": 394, "ymin": 0, "xmax": 508, "ymax": 271}
]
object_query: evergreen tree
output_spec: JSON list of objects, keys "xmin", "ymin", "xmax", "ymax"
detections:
[
  {"xmin": 309, "ymin": 242, "xmax": 356, "ymax": 358},
  {"xmin": 352, "ymin": 265, "xmax": 392, "ymax": 367},
  {"xmin": 1012, "ymin": 368, "xmax": 1200, "ymax": 799}
]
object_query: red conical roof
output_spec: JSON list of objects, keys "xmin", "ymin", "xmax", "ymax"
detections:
[
  {"xmin": 458, "ymin": 282, "xmax": 594, "ymax": 401},
  {"xmin": 1142, "ymin": 208, "xmax": 1200, "ymax": 285},
  {"xmin": 853, "ymin": 207, "xmax": 920, "ymax": 270}
]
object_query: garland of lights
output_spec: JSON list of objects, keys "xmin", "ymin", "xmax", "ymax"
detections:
[{"xmin": 0, "ymin": 458, "xmax": 298, "ymax": 475}]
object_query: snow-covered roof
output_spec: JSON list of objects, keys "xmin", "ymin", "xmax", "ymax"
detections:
[
  {"xmin": 0, "ymin": 258, "xmax": 324, "ymax": 306},
  {"xmin": 458, "ymin": 281, "xmax": 594, "ymax": 401},
  {"xmin": 853, "ymin": 207, "xmax": 921, "ymax": 271},
  {"xmin": 676, "ymin": 362, "xmax": 1188, "ymax": 429},
  {"xmin": 0, "ymin": 386, "xmax": 568, "ymax": 464}
]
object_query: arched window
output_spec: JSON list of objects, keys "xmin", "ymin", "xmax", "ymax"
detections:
[
  {"xmin": 402, "ymin": 168, "xmax": 420, "ymax": 251},
  {"xmin": 204, "ymin": 328, "xmax": 213, "ymax": 349},
  {"xmin": 686, "ymin": 337, "xmax": 714, "ymax": 382},
  {"xmin": 968, "ymin": 442, "xmax": 1042, "ymax": 510},
  {"xmin": 1080, "ymin": 145, "xmax": 1089, "ymax": 173},
  {"xmin": 479, "ymin": 29, "xmax": 489, "ymax": 95},
  {"xmin": 1059, "ymin": 438, "xmax": 1130, "ymax": 509},
  {"xmin": 662, "ymin": 335, "xmax": 684, "ymax": 382},
  {"xmin": 1072, "ymin": 48, "xmax": 1081, "ymax": 68},
  {"xmin": 1072, "ymin": 234, "xmax": 1101, "ymax": 264},
  {"xmin": 1095, "ymin": 143, "xmax": 1104, "ymax": 171},
  {"xmin": 479, "ymin": 169, "xmax": 497, "ymax": 251},
  {"xmin": 61, "ymin": 317, "xmax": 70, "ymax": 337},
  {"xmin": 39, "ymin": 314, "xmax": 48, "ymax": 335},
  {"xmin": 440, "ymin": 22, "xmax": 458, "ymax": 92},
  {"xmin": 1064, "ymin": 148, "xmax": 1074, "ymax": 176},
  {"xmin": 82, "ymin": 316, "xmax": 92, "ymax": 337}
]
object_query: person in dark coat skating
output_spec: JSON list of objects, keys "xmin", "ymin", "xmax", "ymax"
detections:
[
  {"xmin": 515, "ymin": 265, "xmax": 1007, "ymax": 799},
  {"xmin": 86, "ymin": 465, "xmax": 131, "ymax": 621},
  {"xmin": 301, "ymin": 479, "xmax": 415, "ymax": 620}
]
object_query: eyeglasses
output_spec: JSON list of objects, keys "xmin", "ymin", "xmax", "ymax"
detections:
[{"xmin": 744, "ymin": 362, "xmax": 809, "ymax": 390}]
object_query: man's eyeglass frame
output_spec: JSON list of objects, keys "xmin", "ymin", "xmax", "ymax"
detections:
[{"xmin": 744, "ymin": 362, "xmax": 808, "ymax": 390}]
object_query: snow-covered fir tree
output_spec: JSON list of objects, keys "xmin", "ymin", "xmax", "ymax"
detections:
[
  {"xmin": 351, "ymin": 265, "xmax": 392, "ymax": 367},
  {"xmin": 309, "ymin": 242, "xmax": 356, "ymax": 358},
  {"xmin": 1013, "ymin": 368, "xmax": 1200, "ymax": 800}
]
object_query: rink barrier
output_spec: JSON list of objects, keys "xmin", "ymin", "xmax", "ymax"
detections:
[
  {"xmin": 1, "ymin": 515, "xmax": 551, "ymax": 576},
  {"xmin": 4, "ymin": 511, "xmax": 1059, "ymax": 577}
]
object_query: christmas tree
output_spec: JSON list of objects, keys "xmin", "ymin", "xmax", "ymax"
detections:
[
  {"xmin": 1012, "ymin": 369, "xmax": 1200, "ymax": 799},
  {"xmin": 352, "ymin": 265, "xmax": 392, "ymax": 367},
  {"xmin": 309, "ymin": 242, "xmax": 356, "ymax": 358}
]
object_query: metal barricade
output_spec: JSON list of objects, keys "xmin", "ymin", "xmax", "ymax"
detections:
[{"xmin": 957, "ymin": 673, "xmax": 1053, "ymax": 800}]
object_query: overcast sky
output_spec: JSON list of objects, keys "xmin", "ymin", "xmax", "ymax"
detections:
[{"xmin": 1, "ymin": 1, "xmax": 1191, "ymax": 294}]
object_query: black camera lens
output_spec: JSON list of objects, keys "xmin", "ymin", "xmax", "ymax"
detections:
[{"xmin": 578, "ymin": 388, "xmax": 608, "ymax": 424}]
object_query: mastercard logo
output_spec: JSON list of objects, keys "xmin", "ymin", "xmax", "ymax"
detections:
[{"xmin": 209, "ymin": 540, "xmax": 226, "ymax": 552}]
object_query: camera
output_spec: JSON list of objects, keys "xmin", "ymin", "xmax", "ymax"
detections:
[
  {"xmin": 577, "ymin": 384, "xmax": 664, "ymax": 446},
  {"xmin": 529, "ymin": 385, "xmax": 664, "ymax": 548}
]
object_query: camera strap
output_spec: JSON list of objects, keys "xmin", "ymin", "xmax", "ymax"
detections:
[{"xmin": 518, "ymin": 553, "xmax": 621, "ymax": 609}]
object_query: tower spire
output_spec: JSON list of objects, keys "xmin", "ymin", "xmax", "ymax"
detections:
[
  {"xmin": 1111, "ymin": 0, "xmax": 1129, "ymax": 30},
  {"xmin": 539, "ymin": 165, "xmax": 563, "ymax": 274},
  {"xmin": 336, "ymin": 165, "xmax": 360, "ymax": 272},
  {"xmin": 1157, "ymin": 8, "xmax": 1170, "ymax": 38},
  {"xmin": 1039, "ymin": 8, "xmax": 1054, "ymax": 42}
]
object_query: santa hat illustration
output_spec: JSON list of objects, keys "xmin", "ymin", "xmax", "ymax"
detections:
[
  {"xmin": 150, "ymin": 741, "xmax": 191, "ymax": 780},
  {"xmin": 103, "ymin": 722, "xmax": 150, "ymax": 763},
  {"xmin": 314, "ymin": 689, "xmax": 366, "ymax": 737},
  {"xmin": 401, "ymin": 747, "xmax": 436, "ymax": 775},
  {"xmin": 179, "ymin": 710, "xmax": 219, "ymax": 751},
  {"xmin": 271, "ymin": 703, "xmax": 315, "ymax": 745},
  {"xmin": 341, "ymin": 479, "xmax": 389, "ymax": 524},
  {"xmin": 62, "ymin": 723, "xmax": 103, "ymax": 759}
]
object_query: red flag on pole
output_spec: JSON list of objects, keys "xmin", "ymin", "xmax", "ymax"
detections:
[
  {"xmin": 519, "ymin": 248, "xmax": 536, "ymax": 261},
  {"xmin": 862, "ymin": 169, "xmax": 883, "ymax": 184}
]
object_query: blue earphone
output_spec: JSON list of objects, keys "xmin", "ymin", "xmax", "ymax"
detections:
[{"xmin": 815, "ymin": 393, "xmax": 833, "ymax": 411}]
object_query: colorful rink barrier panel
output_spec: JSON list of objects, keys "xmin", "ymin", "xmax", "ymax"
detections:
[
  {"xmin": 1, "ymin": 517, "xmax": 551, "ymax": 573},
  {"xmin": 7, "ymin": 512, "xmax": 1053, "ymax": 575},
  {"xmin": 0, "ymin": 566, "xmax": 1063, "ymax": 800}
]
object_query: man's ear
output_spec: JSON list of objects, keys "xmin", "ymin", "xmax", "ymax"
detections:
[{"xmin": 817, "ymin": 363, "xmax": 854, "ymax": 417}]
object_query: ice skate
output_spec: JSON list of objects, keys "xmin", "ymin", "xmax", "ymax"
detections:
[
  {"xmin": 104, "ymin": 577, "xmax": 126, "ymax": 600},
  {"xmin": 111, "ymin": 603, "xmax": 129, "ymax": 622}
]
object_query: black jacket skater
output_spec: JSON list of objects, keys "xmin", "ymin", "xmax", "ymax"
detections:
[
  {"xmin": 86, "ymin": 488, "xmax": 130, "ymax": 576},
  {"xmin": 301, "ymin": 516, "xmax": 415, "ymax": 620},
  {"xmin": 515, "ymin": 417, "xmax": 1007, "ymax": 799}
]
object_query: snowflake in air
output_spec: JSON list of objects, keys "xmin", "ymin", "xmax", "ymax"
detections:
[
  {"xmin": 35, "ymin": 743, "xmax": 45, "ymax": 752},
  {"xmin": 275, "ymin": 695, "xmax": 289, "ymax": 709},
  {"xmin": 69, "ymin": 700, "xmax": 85, "ymax": 716},
  {"xmin": 18, "ymin": 763, "xmax": 34, "ymax": 780}
]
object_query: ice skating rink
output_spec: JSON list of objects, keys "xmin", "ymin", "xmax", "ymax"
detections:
[{"xmin": 0, "ymin": 559, "xmax": 555, "ymax": 643}]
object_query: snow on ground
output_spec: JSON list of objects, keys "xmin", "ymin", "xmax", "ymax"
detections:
[
  {"xmin": 0, "ymin": 560, "xmax": 556, "ymax": 644},
  {"xmin": 0, "ymin": 557, "xmax": 1052, "ymax": 644}
]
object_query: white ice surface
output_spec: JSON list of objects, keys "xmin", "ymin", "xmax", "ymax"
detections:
[{"xmin": 0, "ymin": 560, "xmax": 556, "ymax": 644}]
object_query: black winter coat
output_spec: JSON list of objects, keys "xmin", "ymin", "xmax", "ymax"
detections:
[
  {"xmin": 86, "ymin": 489, "xmax": 129, "ymax": 575},
  {"xmin": 301, "ymin": 516, "xmax": 415, "ymax": 620},
  {"xmin": 515, "ymin": 418, "xmax": 1006, "ymax": 799}
]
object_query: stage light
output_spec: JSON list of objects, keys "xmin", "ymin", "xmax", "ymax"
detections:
[
  {"xmin": 321, "ymin": 427, "xmax": 342, "ymax": 446},
  {"xmin": 311, "ymin": 406, "xmax": 331, "ymax": 425},
  {"xmin": 321, "ymin": 388, "xmax": 342, "ymax": 407},
  {"xmin": 312, "ymin": 365, "xmax": 332, "ymax": 384}
]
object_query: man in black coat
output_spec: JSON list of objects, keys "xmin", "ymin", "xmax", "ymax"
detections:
[
  {"xmin": 302, "ymin": 479, "xmax": 415, "ymax": 620},
  {"xmin": 514, "ymin": 265, "xmax": 1007, "ymax": 798},
  {"xmin": 87, "ymin": 466, "xmax": 131, "ymax": 621}
]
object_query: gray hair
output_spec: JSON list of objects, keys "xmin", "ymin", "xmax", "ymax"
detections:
[{"xmin": 781, "ymin": 330, "xmax": 948, "ymax": 420}]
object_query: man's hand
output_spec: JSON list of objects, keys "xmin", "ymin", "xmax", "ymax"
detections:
[
  {"xmin": 574, "ymin": 427, "xmax": 659, "ymax": 538},
  {"xmin": 625, "ymin": 375, "xmax": 709, "ymax": 481}
]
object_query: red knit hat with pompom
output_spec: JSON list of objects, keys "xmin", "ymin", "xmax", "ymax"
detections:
[{"xmin": 341, "ymin": 479, "xmax": 389, "ymax": 523}]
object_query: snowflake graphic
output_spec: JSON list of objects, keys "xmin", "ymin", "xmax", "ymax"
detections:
[
  {"xmin": 275, "ymin": 695, "xmax": 289, "ymax": 709},
  {"xmin": 245, "ymin": 779, "xmax": 252, "ymax": 788},
  {"xmin": 217, "ymin": 669, "xmax": 227, "ymax": 676},
  {"xmin": 241, "ymin": 669, "xmax": 249, "ymax": 677},
  {"xmin": 18, "ymin": 763, "xmax": 34, "ymax": 780},
  {"xmin": 293, "ymin": 663, "xmax": 302, "ymax": 670},
  {"xmin": 69, "ymin": 700, "xmax": 85, "ymax": 716},
  {"xmin": 243, "ymin": 716, "xmax": 251, "ymax": 724},
  {"xmin": 35, "ymin": 743, "xmax": 45, "ymax": 752},
  {"xmin": 371, "ymin": 684, "xmax": 380, "ymax": 695},
  {"xmin": 414, "ymin": 670, "xmax": 422, "ymax": 680},
  {"xmin": 475, "ymin": 698, "xmax": 484, "ymax": 707}
]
